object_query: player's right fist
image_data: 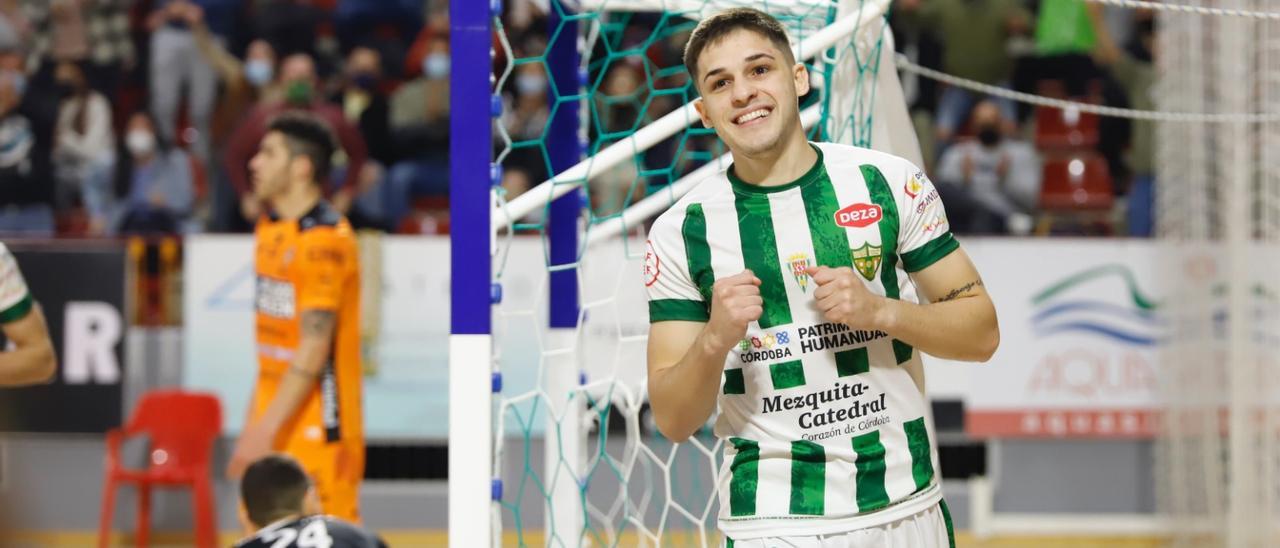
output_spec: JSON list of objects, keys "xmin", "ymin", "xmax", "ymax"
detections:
[{"xmin": 706, "ymin": 270, "xmax": 763, "ymax": 352}]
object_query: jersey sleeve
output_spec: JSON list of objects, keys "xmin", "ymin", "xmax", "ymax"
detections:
[
  {"xmin": 0, "ymin": 243, "xmax": 33, "ymax": 323},
  {"xmin": 897, "ymin": 162, "xmax": 959, "ymax": 273},
  {"xmin": 645, "ymin": 206, "xmax": 709, "ymax": 323},
  {"xmin": 296, "ymin": 229, "xmax": 356, "ymax": 312}
]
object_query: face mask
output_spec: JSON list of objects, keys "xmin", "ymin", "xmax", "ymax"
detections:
[
  {"xmin": 245, "ymin": 60, "xmax": 274, "ymax": 87},
  {"xmin": 516, "ymin": 74, "xmax": 546, "ymax": 96},
  {"xmin": 424, "ymin": 53, "xmax": 449, "ymax": 80},
  {"xmin": 54, "ymin": 79, "xmax": 76, "ymax": 96},
  {"xmin": 352, "ymin": 72, "xmax": 377, "ymax": 90},
  {"xmin": 285, "ymin": 80, "xmax": 313, "ymax": 105},
  {"xmin": 977, "ymin": 126, "xmax": 1001, "ymax": 147},
  {"xmin": 126, "ymin": 130, "xmax": 156, "ymax": 156}
]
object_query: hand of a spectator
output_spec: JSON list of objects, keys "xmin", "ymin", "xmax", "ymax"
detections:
[{"xmin": 962, "ymin": 153, "xmax": 975, "ymax": 185}]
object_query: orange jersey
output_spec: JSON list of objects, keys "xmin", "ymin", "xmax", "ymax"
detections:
[{"xmin": 253, "ymin": 201, "xmax": 364, "ymax": 519}]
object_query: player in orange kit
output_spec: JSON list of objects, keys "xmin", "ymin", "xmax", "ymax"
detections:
[{"xmin": 227, "ymin": 112, "xmax": 365, "ymax": 522}]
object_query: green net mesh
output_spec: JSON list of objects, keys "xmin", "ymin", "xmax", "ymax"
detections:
[{"xmin": 489, "ymin": 1, "xmax": 893, "ymax": 545}]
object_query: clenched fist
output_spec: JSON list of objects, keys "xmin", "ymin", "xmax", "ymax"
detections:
[
  {"xmin": 705, "ymin": 270, "xmax": 763, "ymax": 352},
  {"xmin": 805, "ymin": 266, "xmax": 887, "ymax": 330}
]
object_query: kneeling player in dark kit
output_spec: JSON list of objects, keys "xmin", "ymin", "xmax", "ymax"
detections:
[{"xmin": 236, "ymin": 454, "xmax": 386, "ymax": 548}]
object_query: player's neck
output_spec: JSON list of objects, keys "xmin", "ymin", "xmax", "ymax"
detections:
[
  {"xmin": 253, "ymin": 513, "xmax": 303, "ymax": 534},
  {"xmin": 730, "ymin": 130, "xmax": 815, "ymax": 187},
  {"xmin": 269, "ymin": 183, "xmax": 323, "ymax": 221}
]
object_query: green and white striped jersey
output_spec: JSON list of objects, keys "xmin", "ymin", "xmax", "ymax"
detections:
[
  {"xmin": 645, "ymin": 142, "xmax": 958, "ymax": 538},
  {"xmin": 0, "ymin": 243, "xmax": 32, "ymax": 324}
]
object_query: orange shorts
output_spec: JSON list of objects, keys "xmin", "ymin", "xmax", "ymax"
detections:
[{"xmin": 283, "ymin": 432, "xmax": 364, "ymax": 523}]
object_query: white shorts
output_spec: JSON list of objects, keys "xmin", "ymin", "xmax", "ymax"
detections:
[{"xmin": 724, "ymin": 500, "xmax": 955, "ymax": 548}]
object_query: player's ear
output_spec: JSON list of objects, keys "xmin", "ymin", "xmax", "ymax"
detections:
[
  {"xmin": 237, "ymin": 504, "xmax": 257, "ymax": 535},
  {"xmin": 292, "ymin": 155, "xmax": 311, "ymax": 184},
  {"xmin": 793, "ymin": 62, "xmax": 810, "ymax": 96},
  {"xmin": 693, "ymin": 97, "xmax": 713, "ymax": 129}
]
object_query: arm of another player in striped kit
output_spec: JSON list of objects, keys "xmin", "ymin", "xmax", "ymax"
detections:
[
  {"xmin": 0, "ymin": 246, "xmax": 55, "ymax": 386},
  {"xmin": 0, "ymin": 304, "xmax": 56, "ymax": 386}
]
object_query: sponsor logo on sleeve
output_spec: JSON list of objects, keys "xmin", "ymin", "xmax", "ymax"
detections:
[
  {"xmin": 644, "ymin": 240, "xmax": 661, "ymax": 287},
  {"xmin": 905, "ymin": 171, "xmax": 924, "ymax": 198},
  {"xmin": 915, "ymin": 188, "xmax": 940, "ymax": 215},
  {"xmin": 923, "ymin": 211, "xmax": 949, "ymax": 234}
]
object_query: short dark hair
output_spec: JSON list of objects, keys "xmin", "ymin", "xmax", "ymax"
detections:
[
  {"xmin": 683, "ymin": 8, "xmax": 795, "ymax": 89},
  {"xmin": 240, "ymin": 454, "xmax": 311, "ymax": 527},
  {"xmin": 267, "ymin": 112, "xmax": 337, "ymax": 184}
]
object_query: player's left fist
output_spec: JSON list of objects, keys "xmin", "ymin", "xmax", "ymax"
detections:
[{"xmin": 804, "ymin": 266, "xmax": 887, "ymax": 330}]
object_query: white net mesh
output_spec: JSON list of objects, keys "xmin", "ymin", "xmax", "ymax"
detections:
[{"xmin": 1154, "ymin": 1, "xmax": 1280, "ymax": 545}]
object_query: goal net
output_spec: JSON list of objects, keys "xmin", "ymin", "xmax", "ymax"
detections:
[
  {"xmin": 476, "ymin": 0, "xmax": 914, "ymax": 545},
  {"xmin": 1154, "ymin": 2, "xmax": 1280, "ymax": 546}
]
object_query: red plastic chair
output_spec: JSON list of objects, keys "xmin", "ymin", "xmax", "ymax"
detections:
[
  {"xmin": 1039, "ymin": 154, "xmax": 1114, "ymax": 211},
  {"xmin": 1035, "ymin": 104, "xmax": 1100, "ymax": 149},
  {"xmin": 98, "ymin": 390, "xmax": 221, "ymax": 548}
]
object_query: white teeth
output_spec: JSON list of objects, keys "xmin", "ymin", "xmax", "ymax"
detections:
[{"xmin": 735, "ymin": 109, "xmax": 770, "ymax": 124}]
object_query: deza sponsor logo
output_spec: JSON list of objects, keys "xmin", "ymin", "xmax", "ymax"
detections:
[
  {"xmin": 1027, "ymin": 264, "xmax": 1163, "ymax": 399},
  {"xmin": 834, "ymin": 203, "xmax": 882, "ymax": 228}
]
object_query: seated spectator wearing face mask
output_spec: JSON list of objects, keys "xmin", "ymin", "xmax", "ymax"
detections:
[
  {"xmin": 382, "ymin": 33, "xmax": 451, "ymax": 229},
  {"xmin": 934, "ymin": 100, "xmax": 1041, "ymax": 235},
  {"xmin": 82, "ymin": 111, "xmax": 195, "ymax": 235},
  {"xmin": 50, "ymin": 60, "xmax": 114, "ymax": 212}
]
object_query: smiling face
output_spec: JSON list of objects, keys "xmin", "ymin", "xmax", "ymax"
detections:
[{"xmin": 692, "ymin": 29, "xmax": 809, "ymax": 158}]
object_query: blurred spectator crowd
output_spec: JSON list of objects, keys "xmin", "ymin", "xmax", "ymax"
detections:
[
  {"xmin": 0, "ymin": 0, "xmax": 1157, "ymax": 238},
  {"xmin": 0, "ymin": 0, "xmax": 448, "ymax": 237}
]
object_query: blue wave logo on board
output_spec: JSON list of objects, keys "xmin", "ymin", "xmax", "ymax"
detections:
[{"xmin": 1031, "ymin": 264, "xmax": 1162, "ymax": 346}]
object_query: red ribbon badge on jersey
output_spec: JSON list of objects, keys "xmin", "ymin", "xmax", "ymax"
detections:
[
  {"xmin": 834, "ymin": 203, "xmax": 883, "ymax": 228},
  {"xmin": 644, "ymin": 240, "xmax": 661, "ymax": 287}
]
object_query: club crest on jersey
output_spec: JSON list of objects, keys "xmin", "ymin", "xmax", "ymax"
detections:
[
  {"xmin": 788, "ymin": 253, "xmax": 812, "ymax": 292},
  {"xmin": 905, "ymin": 172, "xmax": 924, "ymax": 198},
  {"xmin": 850, "ymin": 243, "xmax": 882, "ymax": 281},
  {"xmin": 834, "ymin": 203, "xmax": 882, "ymax": 228}
]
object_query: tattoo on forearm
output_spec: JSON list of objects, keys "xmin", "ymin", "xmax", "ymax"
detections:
[
  {"xmin": 301, "ymin": 310, "xmax": 336, "ymax": 336},
  {"xmin": 937, "ymin": 279, "xmax": 984, "ymax": 302}
]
